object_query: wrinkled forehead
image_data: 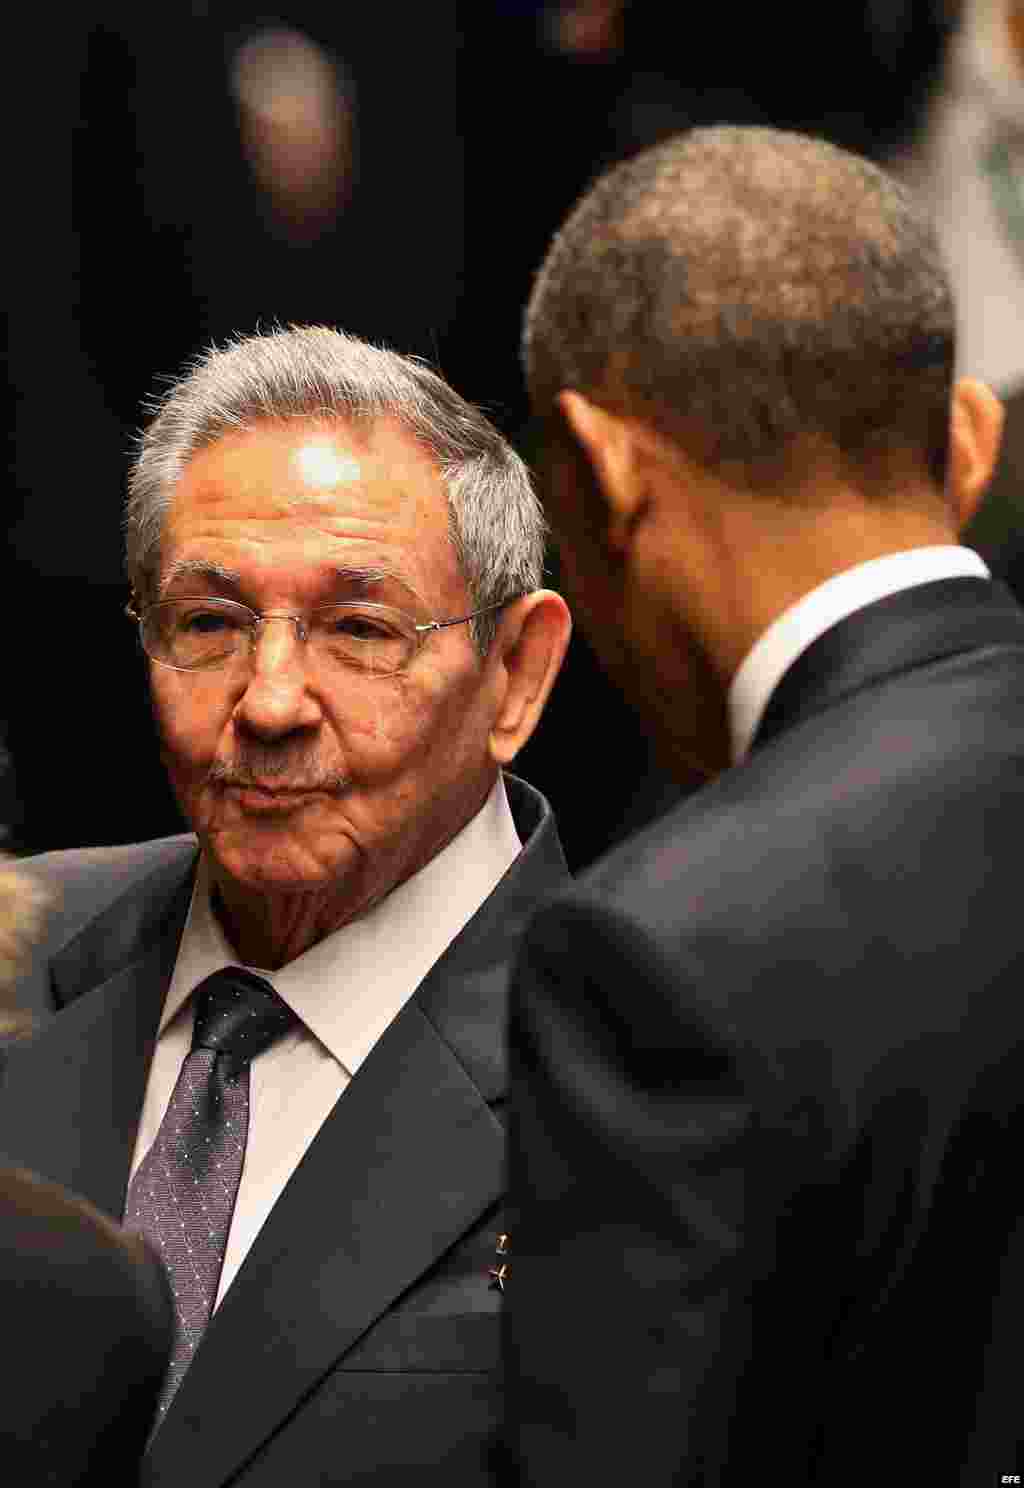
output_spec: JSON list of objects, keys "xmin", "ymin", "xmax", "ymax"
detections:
[{"xmin": 158, "ymin": 418, "xmax": 466, "ymax": 609}]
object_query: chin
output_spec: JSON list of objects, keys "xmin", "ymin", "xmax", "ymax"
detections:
[{"xmin": 206, "ymin": 824, "xmax": 361, "ymax": 896}]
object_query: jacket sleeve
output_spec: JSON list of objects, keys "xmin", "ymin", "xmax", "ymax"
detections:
[{"xmin": 507, "ymin": 888, "xmax": 784, "ymax": 1486}]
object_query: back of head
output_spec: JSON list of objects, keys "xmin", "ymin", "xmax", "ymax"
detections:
[{"xmin": 524, "ymin": 126, "xmax": 954, "ymax": 491}]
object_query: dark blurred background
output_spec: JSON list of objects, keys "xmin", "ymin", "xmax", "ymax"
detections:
[{"xmin": 10, "ymin": 0, "xmax": 1024, "ymax": 871}]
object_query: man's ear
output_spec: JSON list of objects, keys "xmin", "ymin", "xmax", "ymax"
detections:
[
  {"xmin": 487, "ymin": 590, "xmax": 572, "ymax": 766},
  {"xmin": 558, "ymin": 390, "xmax": 647, "ymax": 554},
  {"xmin": 949, "ymin": 377, "xmax": 1004, "ymax": 531}
]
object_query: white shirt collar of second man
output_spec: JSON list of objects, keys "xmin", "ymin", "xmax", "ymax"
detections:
[
  {"xmin": 727, "ymin": 545, "xmax": 991, "ymax": 765},
  {"xmin": 158, "ymin": 773, "xmax": 523, "ymax": 1075}
]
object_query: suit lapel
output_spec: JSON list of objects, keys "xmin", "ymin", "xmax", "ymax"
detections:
[
  {"xmin": 0, "ymin": 856, "xmax": 194, "ymax": 1218},
  {"xmin": 752, "ymin": 578, "xmax": 1024, "ymax": 754},
  {"xmin": 146, "ymin": 997, "xmax": 504, "ymax": 1487},
  {"xmin": 147, "ymin": 775, "xmax": 568, "ymax": 1488}
]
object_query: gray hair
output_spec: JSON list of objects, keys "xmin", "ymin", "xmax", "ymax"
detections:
[
  {"xmin": 524, "ymin": 126, "xmax": 955, "ymax": 489},
  {"xmin": 126, "ymin": 326, "xmax": 546, "ymax": 649}
]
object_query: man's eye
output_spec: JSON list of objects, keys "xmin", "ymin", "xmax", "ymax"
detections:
[
  {"xmin": 178, "ymin": 609, "xmax": 239, "ymax": 634},
  {"xmin": 326, "ymin": 613, "xmax": 398, "ymax": 642}
]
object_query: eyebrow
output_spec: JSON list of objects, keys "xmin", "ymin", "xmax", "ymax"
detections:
[
  {"xmin": 330, "ymin": 566, "xmax": 411, "ymax": 596},
  {"xmin": 159, "ymin": 560, "xmax": 241, "ymax": 597},
  {"xmin": 158, "ymin": 560, "xmax": 423, "ymax": 603}
]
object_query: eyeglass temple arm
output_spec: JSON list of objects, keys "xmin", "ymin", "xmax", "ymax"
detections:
[{"xmin": 416, "ymin": 594, "xmax": 526, "ymax": 635}]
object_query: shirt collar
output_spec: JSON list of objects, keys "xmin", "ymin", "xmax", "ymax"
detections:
[
  {"xmin": 160, "ymin": 774, "xmax": 523, "ymax": 1075},
  {"xmin": 727, "ymin": 545, "xmax": 991, "ymax": 765}
]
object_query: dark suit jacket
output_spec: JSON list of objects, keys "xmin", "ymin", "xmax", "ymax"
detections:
[
  {"xmin": 0, "ymin": 773, "xmax": 567, "ymax": 1486},
  {"xmin": 509, "ymin": 578, "xmax": 1024, "ymax": 1486},
  {"xmin": 0, "ymin": 1164, "xmax": 172, "ymax": 1484}
]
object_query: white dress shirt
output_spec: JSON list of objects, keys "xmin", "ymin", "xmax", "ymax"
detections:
[
  {"xmin": 129, "ymin": 775, "xmax": 522, "ymax": 1309},
  {"xmin": 727, "ymin": 545, "xmax": 992, "ymax": 764}
]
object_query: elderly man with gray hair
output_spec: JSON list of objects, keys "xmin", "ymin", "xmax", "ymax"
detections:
[{"xmin": 1, "ymin": 326, "xmax": 570, "ymax": 1487}]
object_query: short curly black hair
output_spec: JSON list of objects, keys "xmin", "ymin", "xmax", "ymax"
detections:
[{"xmin": 524, "ymin": 126, "xmax": 954, "ymax": 489}]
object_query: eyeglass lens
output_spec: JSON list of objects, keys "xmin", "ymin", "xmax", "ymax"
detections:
[{"xmin": 143, "ymin": 599, "xmax": 418, "ymax": 674}]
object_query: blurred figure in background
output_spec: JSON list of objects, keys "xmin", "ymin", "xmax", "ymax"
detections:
[
  {"xmin": 0, "ymin": 857, "xmax": 173, "ymax": 1484},
  {"xmin": 509, "ymin": 127, "xmax": 1022, "ymax": 1485},
  {"xmin": 231, "ymin": 26, "xmax": 356, "ymax": 240},
  {"xmin": 894, "ymin": 0, "xmax": 1024, "ymax": 572},
  {"xmin": 0, "ymin": 855, "xmax": 49, "ymax": 1041},
  {"xmin": 898, "ymin": 0, "xmax": 1024, "ymax": 394}
]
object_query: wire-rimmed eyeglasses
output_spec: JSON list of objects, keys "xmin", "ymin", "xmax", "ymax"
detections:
[{"xmin": 125, "ymin": 595, "xmax": 522, "ymax": 675}]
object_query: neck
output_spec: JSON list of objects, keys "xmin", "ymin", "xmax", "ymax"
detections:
[
  {"xmin": 211, "ymin": 880, "xmax": 363, "ymax": 969},
  {"xmin": 690, "ymin": 504, "xmax": 962, "ymax": 687}
]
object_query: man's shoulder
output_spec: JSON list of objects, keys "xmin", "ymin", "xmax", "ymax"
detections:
[
  {"xmin": 0, "ymin": 1166, "xmax": 173, "ymax": 1480},
  {"xmin": 541, "ymin": 632, "xmax": 1024, "ymax": 934},
  {"xmin": 23, "ymin": 834, "xmax": 198, "ymax": 900},
  {"xmin": 20, "ymin": 835, "xmax": 198, "ymax": 962},
  {"xmin": 529, "ymin": 775, "xmax": 755, "ymax": 945},
  {"xmin": 24, "ymin": 834, "xmax": 198, "ymax": 882},
  {"xmin": 0, "ymin": 1163, "xmax": 171, "ymax": 1329}
]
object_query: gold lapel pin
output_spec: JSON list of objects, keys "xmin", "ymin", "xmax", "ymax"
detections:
[{"xmin": 488, "ymin": 1233, "xmax": 509, "ymax": 1292}]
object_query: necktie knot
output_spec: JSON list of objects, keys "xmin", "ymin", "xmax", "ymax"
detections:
[{"xmin": 191, "ymin": 967, "xmax": 296, "ymax": 1074}]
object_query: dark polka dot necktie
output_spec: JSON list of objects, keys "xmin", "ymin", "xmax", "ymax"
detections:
[{"xmin": 124, "ymin": 967, "xmax": 297, "ymax": 1425}]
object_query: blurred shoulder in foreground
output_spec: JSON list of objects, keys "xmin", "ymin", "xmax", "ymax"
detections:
[
  {"xmin": 0, "ymin": 856, "xmax": 173, "ymax": 1483},
  {"xmin": 0, "ymin": 1165, "xmax": 173, "ymax": 1484}
]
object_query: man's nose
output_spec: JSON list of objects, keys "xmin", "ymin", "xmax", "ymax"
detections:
[{"xmin": 234, "ymin": 616, "xmax": 322, "ymax": 737}]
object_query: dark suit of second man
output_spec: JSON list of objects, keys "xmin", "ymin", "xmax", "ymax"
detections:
[{"xmin": 509, "ymin": 126, "xmax": 1023, "ymax": 1485}]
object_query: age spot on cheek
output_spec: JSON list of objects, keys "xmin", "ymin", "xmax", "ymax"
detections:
[{"xmin": 362, "ymin": 690, "xmax": 406, "ymax": 746}]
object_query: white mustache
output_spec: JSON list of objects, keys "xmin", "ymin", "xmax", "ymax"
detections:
[{"xmin": 207, "ymin": 755, "xmax": 349, "ymax": 794}]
